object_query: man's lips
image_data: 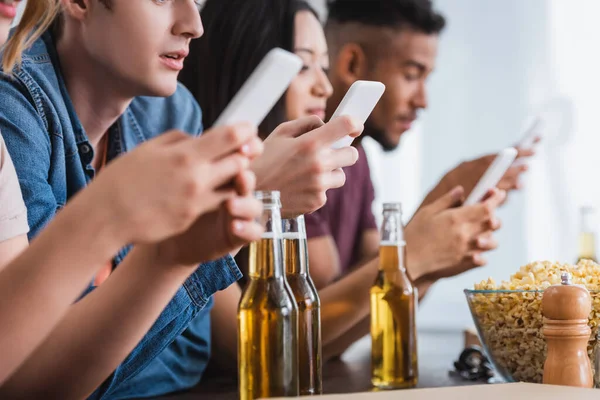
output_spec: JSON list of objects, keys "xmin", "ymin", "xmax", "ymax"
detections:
[{"xmin": 159, "ymin": 50, "xmax": 189, "ymax": 71}]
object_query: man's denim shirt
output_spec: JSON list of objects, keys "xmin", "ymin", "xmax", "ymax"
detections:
[{"xmin": 0, "ymin": 32, "xmax": 240, "ymax": 399}]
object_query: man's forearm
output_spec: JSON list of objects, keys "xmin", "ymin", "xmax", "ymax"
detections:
[
  {"xmin": 0, "ymin": 245, "xmax": 195, "ymax": 400},
  {"xmin": 320, "ymin": 257, "xmax": 379, "ymax": 345},
  {"xmin": 414, "ymin": 277, "xmax": 435, "ymax": 301},
  {"xmin": 323, "ymin": 318, "xmax": 370, "ymax": 360}
]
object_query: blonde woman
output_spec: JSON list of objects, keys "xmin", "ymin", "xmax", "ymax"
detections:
[{"xmin": 0, "ymin": 0, "xmax": 263, "ymax": 394}]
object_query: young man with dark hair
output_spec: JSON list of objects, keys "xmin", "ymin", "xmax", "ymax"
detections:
[{"xmin": 305, "ymin": 0, "xmax": 535, "ymax": 289}]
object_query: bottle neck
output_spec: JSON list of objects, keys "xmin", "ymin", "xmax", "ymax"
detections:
[
  {"xmin": 379, "ymin": 209, "xmax": 406, "ymax": 272},
  {"xmin": 283, "ymin": 233, "xmax": 309, "ymax": 276},
  {"xmin": 380, "ymin": 210, "xmax": 404, "ymax": 244},
  {"xmin": 581, "ymin": 213, "xmax": 596, "ymax": 234},
  {"xmin": 248, "ymin": 205, "xmax": 284, "ymax": 279},
  {"xmin": 282, "ymin": 216, "xmax": 309, "ymax": 276},
  {"xmin": 579, "ymin": 209, "xmax": 597, "ymax": 260},
  {"xmin": 379, "ymin": 242, "xmax": 407, "ymax": 272}
]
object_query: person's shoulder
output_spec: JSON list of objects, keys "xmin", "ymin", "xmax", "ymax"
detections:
[
  {"xmin": 130, "ymin": 83, "xmax": 203, "ymax": 138},
  {"xmin": 0, "ymin": 32, "xmax": 62, "ymax": 129},
  {"xmin": 1, "ymin": 29, "xmax": 51, "ymax": 67},
  {"xmin": 1, "ymin": 31, "xmax": 56, "ymax": 81}
]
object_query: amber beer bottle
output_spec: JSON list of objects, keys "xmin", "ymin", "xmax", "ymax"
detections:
[
  {"xmin": 577, "ymin": 206, "xmax": 597, "ymax": 263},
  {"xmin": 238, "ymin": 191, "xmax": 299, "ymax": 400},
  {"xmin": 370, "ymin": 202, "xmax": 418, "ymax": 389},
  {"xmin": 283, "ymin": 215, "xmax": 322, "ymax": 395}
]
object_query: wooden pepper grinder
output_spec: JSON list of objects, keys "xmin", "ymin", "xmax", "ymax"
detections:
[{"xmin": 542, "ymin": 272, "xmax": 593, "ymax": 387}]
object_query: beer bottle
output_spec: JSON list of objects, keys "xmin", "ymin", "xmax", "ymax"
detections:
[
  {"xmin": 238, "ymin": 191, "xmax": 299, "ymax": 400},
  {"xmin": 577, "ymin": 206, "xmax": 597, "ymax": 263},
  {"xmin": 283, "ymin": 215, "xmax": 322, "ymax": 395},
  {"xmin": 370, "ymin": 202, "xmax": 418, "ymax": 389}
]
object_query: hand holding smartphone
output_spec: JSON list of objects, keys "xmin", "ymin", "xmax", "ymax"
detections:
[
  {"xmin": 330, "ymin": 81, "xmax": 386, "ymax": 149},
  {"xmin": 464, "ymin": 148, "xmax": 518, "ymax": 206}
]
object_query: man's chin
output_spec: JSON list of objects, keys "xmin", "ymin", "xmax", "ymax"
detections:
[
  {"xmin": 136, "ymin": 77, "xmax": 179, "ymax": 98},
  {"xmin": 370, "ymin": 130, "xmax": 402, "ymax": 152},
  {"xmin": 363, "ymin": 122, "xmax": 405, "ymax": 152},
  {"xmin": 379, "ymin": 138, "xmax": 401, "ymax": 152}
]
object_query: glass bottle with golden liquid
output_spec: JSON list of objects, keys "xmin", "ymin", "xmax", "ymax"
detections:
[
  {"xmin": 283, "ymin": 215, "xmax": 322, "ymax": 395},
  {"xmin": 370, "ymin": 202, "xmax": 418, "ymax": 389},
  {"xmin": 577, "ymin": 206, "xmax": 597, "ymax": 263},
  {"xmin": 238, "ymin": 191, "xmax": 299, "ymax": 400}
]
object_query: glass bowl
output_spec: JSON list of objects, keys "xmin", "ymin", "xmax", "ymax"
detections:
[{"xmin": 464, "ymin": 289, "xmax": 600, "ymax": 383}]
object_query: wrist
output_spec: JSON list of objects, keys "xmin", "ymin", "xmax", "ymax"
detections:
[
  {"xmin": 59, "ymin": 192, "xmax": 128, "ymax": 261},
  {"xmin": 250, "ymin": 158, "xmax": 266, "ymax": 190},
  {"xmin": 146, "ymin": 241, "xmax": 200, "ymax": 272},
  {"xmin": 115, "ymin": 245, "xmax": 195, "ymax": 291},
  {"xmin": 405, "ymin": 246, "xmax": 427, "ymax": 282},
  {"xmin": 128, "ymin": 244, "xmax": 197, "ymax": 281}
]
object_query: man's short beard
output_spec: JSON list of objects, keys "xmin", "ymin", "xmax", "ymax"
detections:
[
  {"xmin": 98, "ymin": 0, "xmax": 113, "ymax": 9},
  {"xmin": 364, "ymin": 121, "xmax": 399, "ymax": 152}
]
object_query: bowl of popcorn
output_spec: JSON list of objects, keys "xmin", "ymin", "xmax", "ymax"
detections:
[{"xmin": 465, "ymin": 259, "xmax": 600, "ymax": 383}]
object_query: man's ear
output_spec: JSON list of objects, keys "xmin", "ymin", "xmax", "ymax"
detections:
[
  {"xmin": 333, "ymin": 42, "xmax": 368, "ymax": 87},
  {"xmin": 60, "ymin": 0, "xmax": 91, "ymax": 22}
]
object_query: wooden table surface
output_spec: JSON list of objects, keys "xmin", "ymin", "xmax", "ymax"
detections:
[{"xmin": 155, "ymin": 331, "xmax": 481, "ymax": 399}]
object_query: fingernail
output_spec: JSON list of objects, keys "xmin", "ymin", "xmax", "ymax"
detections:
[
  {"xmin": 233, "ymin": 220, "xmax": 244, "ymax": 233},
  {"xmin": 240, "ymin": 144, "xmax": 251, "ymax": 154},
  {"xmin": 478, "ymin": 238, "xmax": 488, "ymax": 247},
  {"xmin": 451, "ymin": 186, "xmax": 464, "ymax": 200},
  {"xmin": 349, "ymin": 117, "xmax": 363, "ymax": 132}
]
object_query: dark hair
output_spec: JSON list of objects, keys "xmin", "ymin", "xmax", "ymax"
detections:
[
  {"xmin": 179, "ymin": 0, "xmax": 319, "ymax": 135},
  {"xmin": 327, "ymin": 0, "xmax": 445, "ymax": 35}
]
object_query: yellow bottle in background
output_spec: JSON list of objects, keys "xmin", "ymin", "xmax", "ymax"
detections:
[
  {"xmin": 371, "ymin": 202, "xmax": 418, "ymax": 389},
  {"xmin": 283, "ymin": 215, "xmax": 322, "ymax": 395},
  {"xmin": 238, "ymin": 191, "xmax": 299, "ymax": 400},
  {"xmin": 577, "ymin": 206, "xmax": 597, "ymax": 263}
]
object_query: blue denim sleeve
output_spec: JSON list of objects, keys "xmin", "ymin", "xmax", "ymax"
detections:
[
  {"xmin": 89, "ymin": 256, "xmax": 241, "ymax": 400},
  {"xmin": 106, "ymin": 297, "xmax": 215, "ymax": 400},
  {"xmin": 0, "ymin": 75, "xmax": 57, "ymax": 237}
]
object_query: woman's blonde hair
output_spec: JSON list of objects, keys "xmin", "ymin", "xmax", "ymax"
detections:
[{"xmin": 2, "ymin": 0, "xmax": 61, "ymax": 73}]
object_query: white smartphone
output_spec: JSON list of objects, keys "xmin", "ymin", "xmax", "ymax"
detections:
[
  {"xmin": 330, "ymin": 81, "xmax": 386, "ymax": 149},
  {"xmin": 213, "ymin": 48, "xmax": 303, "ymax": 127},
  {"xmin": 518, "ymin": 117, "xmax": 542, "ymax": 150},
  {"xmin": 464, "ymin": 147, "xmax": 519, "ymax": 206}
]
